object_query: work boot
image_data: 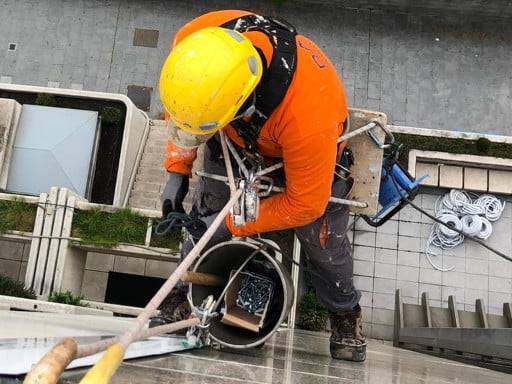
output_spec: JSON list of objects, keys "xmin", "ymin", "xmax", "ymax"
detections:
[
  {"xmin": 329, "ymin": 305, "xmax": 367, "ymax": 362},
  {"xmin": 153, "ymin": 287, "xmax": 191, "ymax": 326}
]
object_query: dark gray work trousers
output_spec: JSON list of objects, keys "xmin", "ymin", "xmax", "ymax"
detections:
[{"xmin": 186, "ymin": 137, "xmax": 361, "ymax": 313}]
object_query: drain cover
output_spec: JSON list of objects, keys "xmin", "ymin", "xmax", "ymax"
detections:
[
  {"xmin": 8, "ymin": 43, "xmax": 16, "ymax": 51},
  {"xmin": 133, "ymin": 28, "xmax": 159, "ymax": 48},
  {"xmin": 127, "ymin": 85, "xmax": 152, "ymax": 111}
]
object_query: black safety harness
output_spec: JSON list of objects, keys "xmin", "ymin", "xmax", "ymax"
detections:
[{"xmin": 220, "ymin": 14, "xmax": 298, "ymax": 159}]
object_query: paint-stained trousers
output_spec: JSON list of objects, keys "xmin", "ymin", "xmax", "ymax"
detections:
[{"xmin": 186, "ymin": 137, "xmax": 361, "ymax": 313}]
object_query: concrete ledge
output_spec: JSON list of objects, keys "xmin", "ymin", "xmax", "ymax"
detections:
[
  {"xmin": 0, "ymin": 83, "xmax": 150, "ymax": 206},
  {"xmin": 408, "ymin": 149, "xmax": 512, "ymax": 194},
  {"xmin": 72, "ymin": 242, "xmax": 180, "ymax": 263},
  {"xmin": 489, "ymin": 170, "xmax": 512, "ymax": 195},
  {"xmin": 0, "ymin": 295, "xmax": 113, "ymax": 316},
  {"xmin": 390, "ymin": 124, "xmax": 512, "ymax": 145},
  {"xmin": 439, "ymin": 165, "xmax": 463, "ymax": 189},
  {"xmin": 464, "ymin": 168, "xmax": 488, "ymax": 192}
]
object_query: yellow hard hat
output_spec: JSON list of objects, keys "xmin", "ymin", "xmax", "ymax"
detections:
[{"xmin": 159, "ymin": 27, "xmax": 263, "ymax": 135}]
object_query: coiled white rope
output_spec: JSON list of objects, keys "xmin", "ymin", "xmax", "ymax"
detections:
[
  {"xmin": 475, "ymin": 194, "xmax": 505, "ymax": 221},
  {"xmin": 425, "ymin": 189, "xmax": 505, "ymax": 271}
]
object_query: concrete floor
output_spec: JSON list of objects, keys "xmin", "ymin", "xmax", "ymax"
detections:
[
  {"xmin": 61, "ymin": 329, "xmax": 511, "ymax": 383},
  {"xmin": 1, "ymin": 1, "xmax": 512, "ymax": 134}
]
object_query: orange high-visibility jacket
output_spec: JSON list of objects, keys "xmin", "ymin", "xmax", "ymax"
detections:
[{"xmin": 164, "ymin": 10, "xmax": 348, "ymax": 237}]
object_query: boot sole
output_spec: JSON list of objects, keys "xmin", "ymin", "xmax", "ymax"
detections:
[{"xmin": 330, "ymin": 342, "xmax": 367, "ymax": 362}]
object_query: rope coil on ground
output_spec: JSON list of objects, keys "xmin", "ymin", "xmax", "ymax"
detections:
[{"xmin": 425, "ymin": 189, "xmax": 505, "ymax": 271}]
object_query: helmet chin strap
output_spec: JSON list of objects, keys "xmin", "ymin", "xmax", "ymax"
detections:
[{"xmin": 232, "ymin": 92, "xmax": 256, "ymax": 121}]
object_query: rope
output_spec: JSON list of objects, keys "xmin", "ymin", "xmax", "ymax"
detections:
[
  {"xmin": 153, "ymin": 212, "xmax": 205, "ymax": 236},
  {"xmin": 425, "ymin": 189, "xmax": 505, "ymax": 271},
  {"xmin": 475, "ymin": 194, "xmax": 505, "ymax": 221}
]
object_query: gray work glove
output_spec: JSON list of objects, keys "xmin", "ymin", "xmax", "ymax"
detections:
[{"xmin": 161, "ymin": 172, "xmax": 189, "ymax": 218}]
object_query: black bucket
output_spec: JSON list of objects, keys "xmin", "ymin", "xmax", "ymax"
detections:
[{"xmin": 189, "ymin": 240, "xmax": 294, "ymax": 349}]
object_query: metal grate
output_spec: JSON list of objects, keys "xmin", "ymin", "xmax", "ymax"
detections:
[
  {"xmin": 133, "ymin": 28, "xmax": 159, "ymax": 48},
  {"xmin": 127, "ymin": 85, "xmax": 153, "ymax": 112}
]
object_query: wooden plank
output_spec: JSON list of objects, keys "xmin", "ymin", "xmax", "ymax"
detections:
[
  {"xmin": 346, "ymin": 108, "xmax": 387, "ymax": 216},
  {"xmin": 403, "ymin": 303, "xmax": 426, "ymax": 327},
  {"xmin": 33, "ymin": 187, "xmax": 59, "ymax": 296},
  {"xmin": 394, "ymin": 289, "xmax": 404, "ymax": 346},
  {"xmin": 487, "ymin": 313, "xmax": 509, "ymax": 329},
  {"xmin": 448, "ymin": 295, "xmax": 460, "ymax": 328},
  {"xmin": 25, "ymin": 192, "xmax": 47, "ymax": 290},
  {"xmin": 42, "ymin": 188, "xmax": 68, "ymax": 297},
  {"xmin": 459, "ymin": 311, "xmax": 481, "ymax": 328},
  {"xmin": 54, "ymin": 196, "xmax": 87, "ymax": 295},
  {"xmin": 431, "ymin": 307, "xmax": 454, "ymax": 328},
  {"xmin": 422, "ymin": 292, "xmax": 432, "ymax": 328},
  {"xmin": 504, "ymin": 303, "xmax": 512, "ymax": 328},
  {"xmin": 81, "ymin": 300, "xmax": 160, "ymax": 317},
  {"xmin": 476, "ymin": 299, "xmax": 489, "ymax": 328}
]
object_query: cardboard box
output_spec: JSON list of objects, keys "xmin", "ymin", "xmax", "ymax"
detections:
[{"xmin": 221, "ymin": 271, "xmax": 272, "ymax": 333}]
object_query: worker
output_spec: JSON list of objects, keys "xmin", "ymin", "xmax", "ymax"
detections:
[{"xmin": 158, "ymin": 10, "xmax": 365, "ymax": 362}]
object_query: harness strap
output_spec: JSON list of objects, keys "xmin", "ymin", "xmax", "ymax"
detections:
[{"xmin": 220, "ymin": 14, "xmax": 298, "ymax": 155}]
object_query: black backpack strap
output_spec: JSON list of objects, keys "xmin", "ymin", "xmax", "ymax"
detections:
[{"xmin": 220, "ymin": 14, "xmax": 298, "ymax": 155}]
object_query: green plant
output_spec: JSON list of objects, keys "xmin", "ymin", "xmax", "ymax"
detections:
[
  {"xmin": 149, "ymin": 228, "xmax": 182, "ymax": 251},
  {"xmin": 394, "ymin": 133, "xmax": 512, "ymax": 168},
  {"xmin": 0, "ymin": 274, "xmax": 36, "ymax": 299},
  {"xmin": 298, "ymin": 290, "xmax": 329, "ymax": 332},
  {"xmin": 72, "ymin": 208, "xmax": 148, "ymax": 248},
  {"xmin": 475, "ymin": 137, "xmax": 491, "ymax": 153},
  {"xmin": 0, "ymin": 199, "xmax": 37, "ymax": 235},
  {"xmin": 48, "ymin": 291, "xmax": 88, "ymax": 306},
  {"xmin": 101, "ymin": 106, "xmax": 123, "ymax": 124},
  {"xmin": 34, "ymin": 93, "xmax": 57, "ymax": 107}
]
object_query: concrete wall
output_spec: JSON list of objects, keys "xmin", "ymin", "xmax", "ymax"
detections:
[
  {"xmin": 1, "ymin": 1, "xmax": 512, "ymax": 134},
  {"xmin": 0, "ymin": 240, "xmax": 29, "ymax": 282},
  {"xmin": 80, "ymin": 253, "xmax": 177, "ymax": 302},
  {"xmin": 304, "ymin": 0, "xmax": 512, "ymax": 16},
  {"xmin": 352, "ymin": 191, "xmax": 512, "ymax": 340}
]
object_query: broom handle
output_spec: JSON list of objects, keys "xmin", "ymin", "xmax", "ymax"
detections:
[{"xmin": 118, "ymin": 189, "xmax": 242, "ymax": 347}]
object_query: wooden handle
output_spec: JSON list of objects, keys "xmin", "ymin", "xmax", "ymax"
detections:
[
  {"xmin": 181, "ymin": 271, "xmax": 226, "ymax": 287},
  {"xmin": 24, "ymin": 337, "xmax": 77, "ymax": 384}
]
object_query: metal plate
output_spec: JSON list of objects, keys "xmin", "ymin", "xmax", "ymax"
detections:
[
  {"xmin": 127, "ymin": 85, "xmax": 152, "ymax": 112},
  {"xmin": 346, "ymin": 108, "xmax": 387, "ymax": 216},
  {"xmin": 133, "ymin": 28, "xmax": 160, "ymax": 48}
]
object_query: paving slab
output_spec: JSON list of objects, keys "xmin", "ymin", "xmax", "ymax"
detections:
[{"xmin": 59, "ymin": 329, "xmax": 512, "ymax": 384}]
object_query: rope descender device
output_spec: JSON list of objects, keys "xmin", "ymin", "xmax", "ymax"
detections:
[{"xmin": 231, "ymin": 171, "xmax": 274, "ymax": 227}]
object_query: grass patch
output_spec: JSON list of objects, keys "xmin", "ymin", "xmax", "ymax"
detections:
[
  {"xmin": 72, "ymin": 208, "xmax": 148, "ymax": 248},
  {"xmin": 149, "ymin": 228, "xmax": 182, "ymax": 252},
  {"xmin": 0, "ymin": 200, "xmax": 37, "ymax": 234},
  {"xmin": 297, "ymin": 270, "xmax": 328, "ymax": 332},
  {"xmin": 298, "ymin": 290, "xmax": 329, "ymax": 331},
  {"xmin": 0, "ymin": 274, "xmax": 36, "ymax": 299},
  {"xmin": 35, "ymin": 93, "xmax": 57, "ymax": 107},
  {"xmin": 395, "ymin": 133, "xmax": 512, "ymax": 168},
  {"xmin": 48, "ymin": 291, "xmax": 88, "ymax": 307}
]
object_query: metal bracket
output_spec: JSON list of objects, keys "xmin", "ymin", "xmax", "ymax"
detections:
[{"xmin": 187, "ymin": 294, "xmax": 217, "ymax": 348}]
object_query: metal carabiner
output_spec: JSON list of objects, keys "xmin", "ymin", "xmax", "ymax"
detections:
[{"xmin": 367, "ymin": 119, "xmax": 395, "ymax": 149}]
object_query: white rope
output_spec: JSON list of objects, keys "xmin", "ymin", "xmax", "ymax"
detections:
[
  {"xmin": 475, "ymin": 194, "xmax": 506, "ymax": 221},
  {"xmin": 425, "ymin": 189, "xmax": 505, "ymax": 271}
]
